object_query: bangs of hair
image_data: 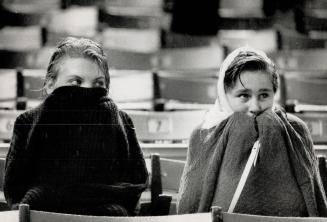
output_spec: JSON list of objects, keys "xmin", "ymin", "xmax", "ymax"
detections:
[{"xmin": 224, "ymin": 52, "xmax": 277, "ymax": 92}]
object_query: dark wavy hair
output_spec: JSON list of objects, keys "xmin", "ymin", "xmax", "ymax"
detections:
[{"xmin": 224, "ymin": 50, "xmax": 278, "ymax": 93}]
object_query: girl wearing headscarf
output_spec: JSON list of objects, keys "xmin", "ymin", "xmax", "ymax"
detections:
[{"xmin": 177, "ymin": 46, "xmax": 327, "ymax": 217}]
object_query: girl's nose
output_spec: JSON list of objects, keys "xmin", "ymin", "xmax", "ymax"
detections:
[
  {"xmin": 248, "ymin": 98, "xmax": 262, "ymax": 116},
  {"xmin": 81, "ymin": 81, "xmax": 93, "ymax": 88}
]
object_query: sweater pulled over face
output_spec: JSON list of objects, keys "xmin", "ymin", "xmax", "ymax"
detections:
[
  {"xmin": 4, "ymin": 86, "xmax": 148, "ymax": 215},
  {"xmin": 32, "ymin": 86, "xmax": 129, "ymax": 185}
]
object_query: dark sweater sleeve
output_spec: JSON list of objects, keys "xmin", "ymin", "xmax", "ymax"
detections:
[
  {"xmin": 4, "ymin": 111, "xmax": 35, "ymax": 208},
  {"xmin": 119, "ymin": 111, "xmax": 149, "ymax": 186},
  {"xmin": 108, "ymin": 111, "xmax": 149, "ymax": 212},
  {"xmin": 57, "ymin": 110, "xmax": 149, "ymax": 214}
]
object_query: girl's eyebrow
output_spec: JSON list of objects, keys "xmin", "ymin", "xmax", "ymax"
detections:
[
  {"xmin": 94, "ymin": 76, "xmax": 105, "ymax": 80},
  {"xmin": 259, "ymin": 88, "xmax": 272, "ymax": 92},
  {"xmin": 66, "ymin": 75, "xmax": 82, "ymax": 79},
  {"xmin": 235, "ymin": 89, "xmax": 250, "ymax": 93},
  {"xmin": 93, "ymin": 77, "xmax": 105, "ymax": 83}
]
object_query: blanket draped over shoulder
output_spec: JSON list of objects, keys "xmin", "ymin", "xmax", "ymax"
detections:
[{"xmin": 177, "ymin": 109, "xmax": 327, "ymax": 216}]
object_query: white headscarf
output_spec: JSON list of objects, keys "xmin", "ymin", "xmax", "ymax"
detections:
[{"xmin": 201, "ymin": 46, "xmax": 273, "ymax": 129}]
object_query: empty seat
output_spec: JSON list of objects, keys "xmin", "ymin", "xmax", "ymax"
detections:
[
  {"xmin": 271, "ymin": 49, "xmax": 327, "ymax": 71},
  {"xmin": 22, "ymin": 69, "xmax": 45, "ymax": 100},
  {"xmin": 283, "ymin": 75, "xmax": 327, "ymax": 106},
  {"xmin": 157, "ymin": 45, "xmax": 224, "ymax": 70},
  {"xmin": 0, "ymin": 203, "xmax": 217, "ymax": 221},
  {"xmin": 0, "ymin": 6, "xmax": 44, "ymax": 27},
  {"xmin": 1, "ymin": 0, "xmax": 60, "ymax": 14},
  {"xmin": 0, "ymin": 110, "xmax": 22, "ymax": 142},
  {"xmin": 148, "ymin": 153, "xmax": 185, "ymax": 215},
  {"xmin": 279, "ymin": 71, "xmax": 327, "ymax": 144},
  {"xmin": 219, "ymin": 0, "xmax": 264, "ymax": 18},
  {"xmin": 218, "ymin": 29, "xmax": 278, "ymax": 53},
  {"xmin": 277, "ymin": 30, "xmax": 326, "ymax": 50},
  {"xmin": 0, "ymin": 47, "xmax": 53, "ymax": 69},
  {"xmin": 0, "ymin": 69, "xmax": 47, "ymax": 108},
  {"xmin": 99, "ymin": 2, "xmax": 161, "ymax": 53},
  {"xmin": 218, "ymin": 17, "xmax": 274, "ymax": 30},
  {"xmin": 61, "ymin": 0, "xmax": 103, "ymax": 8},
  {"xmin": 161, "ymin": 31, "xmax": 218, "ymax": 48},
  {"xmin": 5, "ymin": 203, "xmax": 327, "ymax": 222},
  {"xmin": 156, "ymin": 72, "xmax": 217, "ymax": 104},
  {"xmin": 304, "ymin": 9, "xmax": 327, "ymax": 31},
  {"xmin": 291, "ymin": 112, "xmax": 327, "ymax": 144},
  {"xmin": 125, "ymin": 109, "xmax": 206, "ymax": 142},
  {"xmin": 45, "ymin": 6, "xmax": 98, "ymax": 46},
  {"xmin": 0, "ymin": 69, "xmax": 17, "ymax": 108},
  {"xmin": 104, "ymin": 49, "xmax": 156, "ymax": 70},
  {"xmin": 109, "ymin": 69, "xmax": 153, "ymax": 103},
  {"xmin": 101, "ymin": 27, "xmax": 160, "ymax": 53},
  {"xmin": 315, "ymin": 145, "xmax": 327, "ymax": 157},
  {"xmin": 0, "ymin": 25, "xmax": 42, "ymax": 51},
  {"xmin": 0, "ymin": 157, "xmax": 5, "ymax": 191},
  {"xmin": 104, "ymin": 0, "xmax": 162, "ymax": 9},
  {"xmin": 99, "ymin": 8, "xmax": 161, "ymax": 29},
  {"xmin": 218, "ymin": 209, "xmax": 327, "ymax": 222},
  {"xmin": 0, "ymin": 157, "xmax": 8, "ymax": 211}
]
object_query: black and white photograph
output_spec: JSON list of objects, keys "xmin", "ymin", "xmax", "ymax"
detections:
[{"xmin": 0, "ymin": 0, "xmax": 327, "ymax": 221}]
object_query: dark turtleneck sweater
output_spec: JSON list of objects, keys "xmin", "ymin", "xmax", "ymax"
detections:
[{"xmin": 4, "ymin": 86, "xmax": 148, "ymax": 216}]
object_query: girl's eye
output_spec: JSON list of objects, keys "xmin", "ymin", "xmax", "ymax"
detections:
[
  {"xmin": 239, "ymin": 94, "xmax": 249, "ymax": 98},
  {"xmin": 238, "ymin": 93, "xmax": 250, "ymax": 99},
  {"xmin": 94, "ymin": 80, "xmax": 105, "ymax": 88},
  {"xmin": 237, "ymin": 94, "xmax": 250, "ymax": 102},
  {"xmin": 259, "ymin": 93, "xmax": 270, "ymax": 100},
  {"xmin": 69, "ymin": 79, "xmax": 82, "ymax": 86}
]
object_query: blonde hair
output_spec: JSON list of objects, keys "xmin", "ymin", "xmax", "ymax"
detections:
[{"xmin": 43, "ymin": 37, "xmax": 110, "ymax": 95}]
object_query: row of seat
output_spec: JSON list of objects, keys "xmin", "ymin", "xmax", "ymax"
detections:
[
  {"xmin": 0, "ymin": 110, "xmax": 326, "ymax": 161},
  {"xmin": 2, "ymin": 48, "xmax": 327, "ymax": 96},
  {"xmin": 0, "ymin": 153, "xmax": 326, "ymax": 216},
  {"xmin": 1, "ymin": 2, "xmax": 327, "ymax": 58},
  {"xmin": 0, "ymin": 153, "xmax": 185, "ymax": 215},
  {"xmin": 1, "ymin": 25, "xmax": 325, "ymax": 64},
  {"xmin": 1, "ymin": 67, "xmax": 327, "ymax": 143},
  {"xmin": 1, "ymin": 200, "xmax": 327, "ymax": 221},
  {"xmin": 4, "ymin": 44, "xmax": 327, "ymax": 71},
  {"xmin": 0, "ymin": 44, "xmax": 225, "ymax": 70}
]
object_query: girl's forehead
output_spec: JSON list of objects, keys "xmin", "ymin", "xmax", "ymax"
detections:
[
  {"xmin": 234, "ymin": 70, "xmax": 274, "ymax": 90},
  {"xmin": 57, "ymin": 57, "xmax": 104, "ymax": 78}
]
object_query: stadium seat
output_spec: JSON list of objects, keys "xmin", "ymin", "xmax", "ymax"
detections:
[
  {"xmin": 99, "ymin": 8, "xmax": 161, "ymax": 29},
  {"xmin": 125, "ymin": 109, "xmax": 206, "ymax": 142},
  {"xmin": 0, "ymin": 157, "xmax": 9, "ymax": 211},
  {"xmin": 0, "ymin": 204, "xmax": 217, "ymax": 221},
  {"xmin": 45, "ymin": 6, "xmax": 98, "ymax": 46},
  {"xmin": 218, "ymin": 210, "xmax": 327, "ymax": 222},
  {"xmin": 279, "ymin": 71, "xmax": 327, "ymax": 144},
  {"xmin": 157, "ymin": 45, "xmax": 224, "ymax": 71},
  {"xmin": 0, "ymin": 5, "xmax": 45, "ymax": 27},
  {"xmin": 147, "ymin": 153, "xmax": 185, "ymax": 215},
  {"xmin": 218, "ymin": 29, "xmax": 278, "ymax": 54},
  {"xmin": 3, "ymin": 203, "xmax": 327, "ymax": 222},
  {"xmin": 271, "ymin": 49, "xmax": 327, "ymax": 71},
  {"xmin": 277, "ymin": 30, "xmax": 326, "ymax": 50},
  {"xmin": 161, "ymin": 31, "xmax": 218, "ymax": 48},
  {"xmin": 155, "ymin": 71, "xmax": 217, "ymax": 105}
]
